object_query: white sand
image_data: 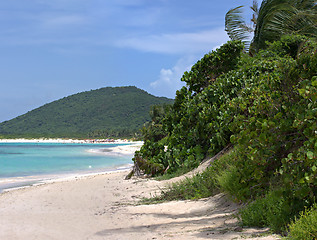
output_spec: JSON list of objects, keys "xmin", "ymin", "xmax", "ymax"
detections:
[
  {"xmin": 0, "ymin": 138, "xmax": 143, "ymax": 145},
  {"xmin": 0, "ymin": 169, "xmax": 281, "ymax": 240}
]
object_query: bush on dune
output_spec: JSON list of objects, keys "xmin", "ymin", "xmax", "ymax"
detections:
[
  {"xmin": 134, "ymin": 34, "xmax": 317, "ymax": 236},
  {"xmin": 287, "ymin": 204, "xmax": 317, "ymax": 240}
]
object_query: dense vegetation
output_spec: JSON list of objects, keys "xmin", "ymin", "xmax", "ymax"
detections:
[
  {"xmin": 134, "ymin": 34, "xmax": 316, "ymax": 237},
  {"xmin": 134, "ymin": 0, "xmax": 317, "ymax": 236},
  {"xmin": 0, "ymin": 86, "xmax": 173, "ymax": 139}
]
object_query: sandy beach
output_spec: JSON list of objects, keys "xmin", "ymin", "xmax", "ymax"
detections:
[{"xmin": 0, "ymin": 158, "xmax": 281, "ymax": 240}]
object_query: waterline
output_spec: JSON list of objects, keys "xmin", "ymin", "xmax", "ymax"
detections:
[{"xmin": 0, "ymin": 142, "xmax": 139, "ymax": 192}]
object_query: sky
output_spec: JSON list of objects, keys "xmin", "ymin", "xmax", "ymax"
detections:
[{"xmin": 0, "ymin": 0, "xmax": 253, "ymax": 122}]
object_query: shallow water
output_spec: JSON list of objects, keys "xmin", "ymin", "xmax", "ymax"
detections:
[{"xmin": 0, "ymin": 142, "xmax": 133, "ymax": 192}]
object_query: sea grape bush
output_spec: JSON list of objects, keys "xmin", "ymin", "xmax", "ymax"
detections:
[
  {"xmin": 133, "ymin": 104, "xmax": 171, "ymax": 175},
  {"xmin": 133, "ymin": 34, "xmax": 317, "ymax": 233},
  {"xmin": 134, "ymin": 36, "xmax": 316, "ymax": 188},
  {"xmin": 227, "ymin": 56, "xmax": 299, "ymax": 198},
  {"xmin": 279, "ymin": 73, "xmax": 317, "ymax": 202},
  {"xmin": 181, "ymin": 40, "xmax": 244, "ymax": 94},
  {"xmin": 222, "ymin": 36, "xmax": 317, "ymax": 203},
  {"xmin": 133, "ymin": 40, "xmax": 245, "ymax": 175},
  {"xmin": 229, "ymin": 36, "xmax": 317, "ymax": 232}
]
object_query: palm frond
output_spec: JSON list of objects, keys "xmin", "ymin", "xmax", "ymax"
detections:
[
  {"xmin": 225, "ymin": 6, "xmax": 253, "ymax": 50},
  {"xmin": 252, "ymin": 0, "xmax": 290, "ymax": 51},
  {"xmin": 265, "ymin": 4, "xmax": 317, "ymax": 40},
  {"xmin": 251, "ymin": 0, "xmax": 317, "ymax": 51},
  {"xmin": 250, "ymin": 0, "xmax": 259, "ymax": 26},
  {"xmin": 227, "ymin": 0, "xmax": 317, "ymax": 53}
]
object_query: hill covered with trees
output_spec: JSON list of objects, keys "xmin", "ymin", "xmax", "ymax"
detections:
[{"xmin": 0, "ymin": 86, "xmax": 173, "ymax": 138}]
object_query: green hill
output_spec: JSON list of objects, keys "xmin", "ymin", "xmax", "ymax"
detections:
[{"xmin": 0, "ymin": 86, "xmax": 173, "ymax": 138}]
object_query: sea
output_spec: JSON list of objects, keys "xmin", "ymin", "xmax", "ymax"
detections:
[{"xmin": 0, "ymin": 142, "xmax": 134, "ymax": 193}]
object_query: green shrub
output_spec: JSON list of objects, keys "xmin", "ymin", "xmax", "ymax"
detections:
[
  {"xmin": 134, "ymin": 40, "xmax": 245, "ymax": 175},
  {"xmin": 143, "ymin": 148, "xmax": 235, "ymax": 203},
  {"xmin": 146, "ymin": 167, "xmax": 220, "ymax": 203},
  {"xmin": 163, "ymin": 172, "xmax": 219, "ymax": 201},
  {"xmin": 216, "ymin": 165, "xmax": 251, "ymax": 202},
  {"xmin": 288, "ymin": 204, "xmax": 317, "ymax": 240},
  {"xmin": 264, "ymin": 35, "xmax": 315, "ymax": 59},
  {"xmin": 239, "ymin": 190, "xmax": 305, "ymax": 233},
  {"xmin": 136, "ymin": 36, "xmax": 317, "ymax": 235},
  {"xmin": 239, "ymin": 197, "xmax": 268, "ymax": 228}
]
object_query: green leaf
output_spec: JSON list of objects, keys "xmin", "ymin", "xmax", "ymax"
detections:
[
  {"xmin": 298, "ymin": 88, "xmax": 306, "ymax": 96},
  {"xmin": 307, "ymin": 151, "xmax": 314, "ymax": 160}
]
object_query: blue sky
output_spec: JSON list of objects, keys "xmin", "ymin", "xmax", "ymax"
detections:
[{"xmin": 0, "ymin": 0, "xmax": 252, "ymax": 122}]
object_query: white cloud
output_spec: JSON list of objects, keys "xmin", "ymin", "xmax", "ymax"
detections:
[
  {"xmin": 150, "ymin": 56, "xmax": 196, "ymax": 98},
  {"xmin": 116, "ymin": 28, "xmax": 229, "ymax": 54}
]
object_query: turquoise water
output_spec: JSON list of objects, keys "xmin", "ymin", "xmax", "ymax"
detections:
[{"xmin": 0, "ymin": 142, "xmax": 134, "ymax": 192}]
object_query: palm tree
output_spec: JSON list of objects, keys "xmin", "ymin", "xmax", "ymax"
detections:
[
  {"xmin": 225, "ymin": 0, "xmax": 317, "ymax": 53},
  {"xmin": 225, "ymin": 1, "xmax": 258, "ymax": 51}
]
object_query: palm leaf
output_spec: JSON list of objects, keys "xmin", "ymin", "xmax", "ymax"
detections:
[
  {"xmin": 225, "ymin": 6, "xmax": 253, "ymax": 50},
  {"xmin": 252, "ymin": 0, "xmax": 289, "ymax": 51},
  {"xmin": 252, "ymin": 0, "xmax": 317, "ymax": 51},
  {"xmin": 227, "ymin": 0, "xmax": 317, "ymax": 53},
  {"xmin": 268, "ymin": 7, "xmax": 317, "ymax": 38},
  {"xmin": 250, "ymin": 0, "xmax": 259, "ymax": 26}
]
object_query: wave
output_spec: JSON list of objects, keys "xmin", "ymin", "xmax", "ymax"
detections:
[{"xmin": 86, "ymin": 144, "xmax": 142, "ymax": 156}]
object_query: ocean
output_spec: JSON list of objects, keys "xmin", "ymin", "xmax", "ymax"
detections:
[{"xmin": 0, "ymin": 142, "xmax": 134, "ymax": 192}]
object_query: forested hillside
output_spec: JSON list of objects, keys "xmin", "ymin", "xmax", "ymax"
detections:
[{"xmin": 0, "ymin": 86, "xmax": 173, "ymax": 138}]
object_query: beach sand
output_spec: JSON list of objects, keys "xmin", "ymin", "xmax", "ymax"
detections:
[
  {"xmin": 0, "ymin": 138, "xmax": 143, "ymax": 145},
  {"xmin": 0, "ymin": 167, "xmax": 281, "ymax": 240}
]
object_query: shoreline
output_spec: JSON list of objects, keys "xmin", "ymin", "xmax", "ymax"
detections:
[
  {"xmin": 0, "ymin": 138, "xmax": 143, "ymax": 145},
  {"xmin": 0, "ymin": 141, "xmax": 142, "ymax": 193},
  {"xmin": 0, "ymin": 140, "xmax": 280, "ymax": 239},
  {"xmin": 0, "ymin": 165, "xmax": 133, "ymax": 194}
]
